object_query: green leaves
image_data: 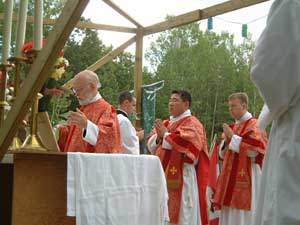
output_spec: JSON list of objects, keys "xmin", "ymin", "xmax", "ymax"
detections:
[{"xmin": 145, "ymin": 22, "xmax": 264, "ymax": 144}]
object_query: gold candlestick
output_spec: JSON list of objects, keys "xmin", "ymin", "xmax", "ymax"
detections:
[{"xmin": 21, "ymin": 93, "xmax": 47, "ymax": 151}]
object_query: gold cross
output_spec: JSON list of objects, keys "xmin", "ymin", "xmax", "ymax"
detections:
[
  {"xmin": 170, "ymin": 166, "xmax": 177, "ymax": 175},
  {"xmin": 239, "ymin": 169, "xmax": 245, "ymax": 177}
]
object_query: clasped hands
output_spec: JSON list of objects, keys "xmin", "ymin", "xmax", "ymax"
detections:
[
  {"xmin": 222, "ymin": 123, "xmax": 234, "ymax": 142},
  {"xmin": 155, "ymin": 119, "xmax": 168, "ymax": 141},
  {"xmin": 67, "ymin": 108, "xmax": 88, "ymax": 129}
]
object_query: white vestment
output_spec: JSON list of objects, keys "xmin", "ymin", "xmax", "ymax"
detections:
[
  {"xmin": 117, "ymin": 110, "xmax": 140, "ymax": 155},
  {"xmin": 251, "ymin": 1, "xmax": 300, "ymax": 225}
]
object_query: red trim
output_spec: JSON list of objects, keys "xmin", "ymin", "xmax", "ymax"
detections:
[
  {"xmin": 241, "ymin": 137, "xmax": 266, "ymax": 149},
  {"xmin": 197, "ymin": 151, "xmax": 210, "ymax": 225}
]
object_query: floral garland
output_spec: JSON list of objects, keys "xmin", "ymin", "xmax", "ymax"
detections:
[
  {"xmin": 22, "ymin": 38, "xmax": 70, "ymax": 112},
  {"xmin": 22, "ymin": 38, "xmax": 69, "ymax": 81}
]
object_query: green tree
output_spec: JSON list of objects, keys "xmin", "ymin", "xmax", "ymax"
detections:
[{"xmin": 145, "ymin": 21, "xmax": 264, "ymax": 145}]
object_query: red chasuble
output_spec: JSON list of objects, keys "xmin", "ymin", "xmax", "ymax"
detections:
[
  {"xmin": 147, "ymin": 115, "xmax": 209, "ymax": 225},
  {"xmin": 214, "ymin": 117, "xmax": 267, "ymax": 210},
  {"xmin": 58, "ymin": 98, "xmax": 122, "ymax": 153}
]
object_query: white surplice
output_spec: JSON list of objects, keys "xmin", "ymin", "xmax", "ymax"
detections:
[
  {"xmin": 117, "ymin": 111, "xmax": 140, "ymax": 155},
  {"xmin": 251, "ymin": 1, "xmax": 300, "ymax": 225},
  {"xmin": 67, "ymin": 153, "xmax": 169, "ymax": 225}
]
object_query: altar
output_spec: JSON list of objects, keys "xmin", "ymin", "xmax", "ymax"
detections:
[{"xmin": 0, "ymin": 151, "xmax": 168, "ymax": 225}]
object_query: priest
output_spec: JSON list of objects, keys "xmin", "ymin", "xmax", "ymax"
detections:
[
  {"xmin": 58, "ymin": 70, "xmax": 122, "ymax": 153},
  {"xmin": 147, "ymin": 90, "xmax": 209, "ymax": 225},
  {"xmin": 213, "ymin": 92, "xmax": 268, "ymax": 225}
]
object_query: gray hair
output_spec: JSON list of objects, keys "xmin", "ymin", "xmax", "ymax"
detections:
[{"xmin": 84, "ymin": 70, "xmax": 101, "ymax": 89}]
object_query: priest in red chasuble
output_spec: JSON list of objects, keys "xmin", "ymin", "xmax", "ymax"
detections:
[
  {"xmin": 58, "ymin": 70, "xmax": 122, "ymax": 153},
  {"xmin": 213, "ymin": 92, "xmax": 268, "ymax": 225},
  {"xmin": 147, "ymin": 90, "xmax": 209, "ymax": 225}
]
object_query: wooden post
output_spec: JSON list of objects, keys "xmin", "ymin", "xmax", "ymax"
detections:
[
  {"xmin": 134, "ymin": 28, "xmax": 143, "ymax": 128},
  {"xmin": 0, "ymin": 0, "xmax": 90, "ymax": 161}
]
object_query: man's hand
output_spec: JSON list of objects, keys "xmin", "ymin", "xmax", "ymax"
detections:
[
  {"xmin": 67, "ymin": 108, "xmax": 88, "ymax": 128},
  {"xmin": 223, "ymin": 123, "xmax": 234, "ymax": 141},
  {"xmin": 136, "ymin": 129, "xmax": 145, "ymax": 141},
  {"xmin": 155, "ymin": 119, "xmax": 168, "ymax": 139}
]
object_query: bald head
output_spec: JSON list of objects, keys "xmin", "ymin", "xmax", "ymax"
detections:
[
  {"xmin": 72, "ymin": 70, "xmax": 101, "ymax": 105},
  {"xmin": 75, "ymin": 70, "xmax": 101, "ymax": 89}
]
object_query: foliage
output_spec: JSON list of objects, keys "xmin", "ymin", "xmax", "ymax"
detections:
[
  {"xmin": 1, "ymin": 2, "xmax": 265, "ymax": 145},
  {"xmin": 145, "ymin": 21, "xmax": 264, "ymax": 145}
]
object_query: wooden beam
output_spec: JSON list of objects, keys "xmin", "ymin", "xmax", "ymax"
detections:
[
  {"xmin": 201, "ymin": 0, "xmax": 270, "ymax": 19},
  {"xmin": 144, "ymin": 9, "xmax": 202, "ymax": 35},
  {"xmin": 103, "ymin": 0, "xmax": 143, "ymax": 27},
  {"xmin": 0, "ymin": 0, "xmax": 89, "ymax": 161},
  {"xmin": 144, "ymin": 0, "xmax": 270, "ymax": 35},
  {"xmin": 134, "ymin": 28, "xmax": 143, "ymax": 128},
  {"xmin": 0, "ymin": 13, "xmax": 136, "ymax": 33},
  {"xmin": 86, "ymin": 35, "xmax": 136, "ymax": 72}
]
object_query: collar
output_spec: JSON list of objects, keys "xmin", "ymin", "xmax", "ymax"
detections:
[
  {"xmin": 117, "ymin": 109, "xmax": 128, "ymax": 118},
  {"xmin": 81, "ymin": 92, "xmax": 101, "ymax": 106},
  {"xmin": 235, "ymin": 111, "xmax": 252, "ymax": 124},
  {"xmin": 170, "ymin": 109, "xmax": 191, "ymax": 123}
]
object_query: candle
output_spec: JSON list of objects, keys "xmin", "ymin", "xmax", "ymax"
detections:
[
  {"xmin": 1, "ymin": 0, "xmax": 14, "ymax": 64},
  {"xmin": 33, "ymin": 0, "xmax": 43, "ymax": 50},
  {"xmin": 15, "ymin": 0, "xmax": 29, "ymax": 58}
]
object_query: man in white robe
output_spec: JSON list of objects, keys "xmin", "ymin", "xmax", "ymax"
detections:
[
  {"xmin": 117, "ymin": 91, "xmax": 144, "ymax": 154},
  {"xmin": 251, "ymin": 1, "xmax": 300, "ymax": 225}
]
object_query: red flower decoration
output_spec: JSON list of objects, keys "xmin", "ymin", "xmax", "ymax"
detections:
[{"xmin": 21, "ymin": 38, "xmax": 64, "ymax": 62}]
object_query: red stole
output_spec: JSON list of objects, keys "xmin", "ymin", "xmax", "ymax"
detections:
[
  {"xmin": 148, "ymin": 116, "xmax": 209, "ymax": 225},
  {"xmin": 58, "ymin": 98, "xmax": 122, "ymax": 153},
  {"xmin": 214, "ymin": 117, "xmax": 267, "ymax": 210}
]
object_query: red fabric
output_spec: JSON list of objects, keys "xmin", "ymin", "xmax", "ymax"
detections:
[
  {"xmin": 208, "ymin": 139, "xmax": 220, "ymax": 225},
  {"xmin": 210, "ymin": 218, "xmax": 220, "ymax": 225},
  {"xmin": 147, "ymin": 115, "xmax": 209, "ymax": 225},
  {"xmin": 197, "ymin": 150, "xmax": 209, "ymax": 225},
  {"xmin": 58, "ymin": 98, "xmax": 122, "ymax": 153},
  {"xmin": 208, "ymin": 139, "xmax": 219, "ymax": 192},
  {"xmin": 214, "ymin": 117, "xmax": 268, "ymax": 210}
]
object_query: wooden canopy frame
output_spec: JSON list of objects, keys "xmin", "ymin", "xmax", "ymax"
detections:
[{"xmin": 0, "ymin": 0, "xmax": 270, "ymax": 160}]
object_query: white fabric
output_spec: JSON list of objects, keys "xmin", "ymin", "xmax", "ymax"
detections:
[
  {"xmin": 257, "ymin": 104, "xmax": 273, "ymax": 131},
  {"xmin": 147, "ymin": 133, "xmax": 159, "ymax": 154},
  {"xmin": 250, "ymin": 1, "xmax": 300, "ymax": 225},
  {"xmin": 117, "ymin": 112, "xmax": 140, "ymax": 154},
  {"xmin": 167, "ymin": 164, "xmax": 201, "ymax": 225},
  {"xmin": 83, "ymin": 120, "xmax": 99, "ymax": 146},
  {"xmin": 162, "ymin": 132, "xmax": 172, "ymax": 150},
  {"xmin": 229, "ymin": 135, "xmax": 242, "ymax": 153},
  {"xmin": 220, "ymin": 163, "xmax": 261, "ymax": 225},
  {"xmin": 81, "ymin": 92, "xmax": 102, "ymax": 144},
  {"xmin": 67, "ymin": 153, "xmax": 169, "ymax": 225}
]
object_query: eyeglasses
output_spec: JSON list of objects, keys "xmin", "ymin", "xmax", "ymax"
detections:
[
  {"xmin": 71, "ymin": 84, "xmax": 89, "ymax": 94},
  {"xmin": 169, "ymin": 98, "xmax": 182, "ymax": 103}
]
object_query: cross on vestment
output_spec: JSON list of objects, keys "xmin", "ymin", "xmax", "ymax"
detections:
[
  {"xmin": 239, "ymin": 169, "xmax": 245, "ymax": 177},
  {"xmin": 170, "ymin": 166, "xmax": 177, "ymax": 175}
]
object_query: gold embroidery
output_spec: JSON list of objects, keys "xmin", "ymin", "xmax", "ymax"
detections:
[{"xmin": 170, "ymin": 166, "xmax": 178, "ymax": 175}]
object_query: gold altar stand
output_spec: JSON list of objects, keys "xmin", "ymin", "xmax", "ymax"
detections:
[{"xmin": 0, "ymin": 151, "xmax": 75, "ymax": 225}]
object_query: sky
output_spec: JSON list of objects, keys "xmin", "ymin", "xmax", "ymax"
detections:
[{"xmin": 82, "ymin": 0, "xmax": 275, "ymax": 65}]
